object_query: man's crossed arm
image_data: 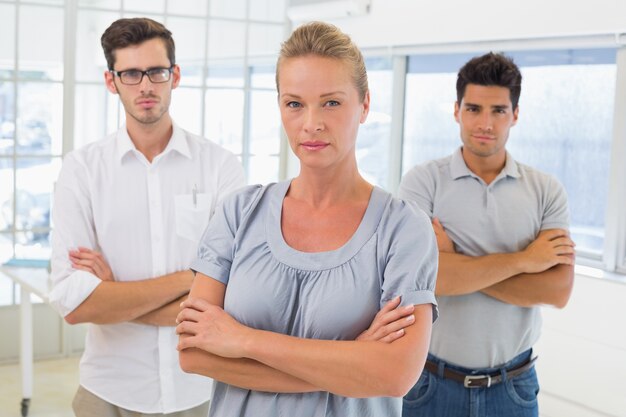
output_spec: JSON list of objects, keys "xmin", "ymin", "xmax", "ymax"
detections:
[{"xmin": 432, "ymin": 218, "xmax": 575, "ymax": 308}]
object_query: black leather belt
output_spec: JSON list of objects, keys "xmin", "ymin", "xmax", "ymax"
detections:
[{"xmin": 424, "ymin": 356, "xmax": 537, "ymax": 388}]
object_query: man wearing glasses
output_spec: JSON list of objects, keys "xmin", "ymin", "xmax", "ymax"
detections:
[{"xmin": 49, "ymin": 18, "xmax": 245, "ymax": 417}]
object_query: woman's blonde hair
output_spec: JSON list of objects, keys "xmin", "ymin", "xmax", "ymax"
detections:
[{"xmin": 276, "ymin": 21, "xmax": 368, "ymax": 102}]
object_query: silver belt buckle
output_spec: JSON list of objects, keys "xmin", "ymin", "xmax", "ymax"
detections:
[{"xmin": 464, "ymin": 374, "xmax": 491, "ymax": 388}]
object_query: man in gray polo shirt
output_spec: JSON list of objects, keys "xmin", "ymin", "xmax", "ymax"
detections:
[{"xmin": 398, "ymin": 52, "xmax": 575, "ymax": 417}]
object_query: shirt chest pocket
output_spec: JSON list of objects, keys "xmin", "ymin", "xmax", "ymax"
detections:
[{"xmin": 174, "ymin": 193, "xmax": 213, "ymax": 243}]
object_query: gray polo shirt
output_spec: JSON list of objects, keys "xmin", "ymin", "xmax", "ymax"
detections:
[
  {"xmin": 191, "ymin": 180, "xmax": 438, "ymax": 417},
  {"xmin": 398, "ymin": 147, "xmax": 569, "ymax": 368}
]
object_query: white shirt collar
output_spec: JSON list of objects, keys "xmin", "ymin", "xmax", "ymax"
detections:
[{"xmin": 115, "ymin": 123, "xmax": 192, "ymax": 163}]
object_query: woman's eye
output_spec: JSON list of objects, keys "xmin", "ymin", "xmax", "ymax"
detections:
[
  {"xmin": 326, "ymin": 100, "xmax": 340, "ymax": 107},
  {"xmin": 286, "ymin": 101, "xmax": 301, "ymax": 108}
]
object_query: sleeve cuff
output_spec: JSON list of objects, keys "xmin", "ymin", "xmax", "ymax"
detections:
[
  {"xmin": 189, "ymin": 259, "xmax": 230, "ymax": 285},
  {"xmin": 385, "ymin": 289, "xmax": 439, "ymax": 323},
  {"xmin": 48, "ymin": 269, "xmax": 102, "ymax": 317}
]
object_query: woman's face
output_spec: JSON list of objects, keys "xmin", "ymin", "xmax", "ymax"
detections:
[{"xmin": 277, "ymin": 55, "xmax": 369, "ymax": 171}]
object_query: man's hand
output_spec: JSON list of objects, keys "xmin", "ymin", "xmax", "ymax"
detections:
[
  {"xmin": 432, "ymin": 217, "xmax": 455, "ymax": 253},
  {"xmin": 520, "ymin": 229, "xmax": 575, "ymax": 274},
  {"xmin": 356, "ymin": 296, "xmax": 415, "ymax": 343},
  {"xmin": 69, "ymin": 247, "xmax": 114, "ymax": 281}
]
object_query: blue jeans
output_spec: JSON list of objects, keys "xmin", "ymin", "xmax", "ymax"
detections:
[{"xmin": 403, "ymin": 349, "xmax": 539, "ymax": 417}]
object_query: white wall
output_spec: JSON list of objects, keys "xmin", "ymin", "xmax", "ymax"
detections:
[
  {"xmin": 536, "ymin": 274, "xmax": 626, "ymax": 417},
  {"xmin": 325, "ymin": 0, "xmax": 626, "ymax": 48}
]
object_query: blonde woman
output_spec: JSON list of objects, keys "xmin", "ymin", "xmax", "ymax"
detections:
[{"xmin": 176, "ymin": 22, "xmax": 438, "ymax": 417}]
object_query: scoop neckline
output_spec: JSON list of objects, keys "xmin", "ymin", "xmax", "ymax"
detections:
[{"xmin": 266, "ymin": 180, "xmax": 388, "ymax": 271}]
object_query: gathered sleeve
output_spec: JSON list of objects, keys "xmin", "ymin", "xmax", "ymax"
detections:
[
  {"xmin": 190, "ymin": 185, "xmax": 264, "ymax": 285},
  {"xmin": 378, "ymin": 198, "xmax": 439, "ymax": 322}
]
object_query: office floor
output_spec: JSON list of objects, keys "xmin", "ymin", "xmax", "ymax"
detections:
[
  {"xmin": 0, "ymin": 356, "xmax": 79, "ymax": 417},
  {"xmin": 0, "ymin": 357, "xmax": 564, "ymax": 417}
]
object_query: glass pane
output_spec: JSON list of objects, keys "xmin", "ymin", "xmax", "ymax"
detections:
[
  {"xmin": 249, "ymin": 155, "xmax": 279, "ymax": 185},
  {"xmin": 14, "ymin": 157, "xmax": 61, "ymax": 241},
  {"xmin": 402, "ymin": 71, "xmax": 458, "ymax": 170},
  {"xmin": 0, "ymin": 81, "xmax": 15, "ymax": 156},
  {"xmin": 210, "ymin": 0, "xmax": 246, "ymax": 19},
  {"xmin": 167, "ymin": 0, "xmax": 207, "ymax": 16},
  {"xmin": 204, "ymin": 89, "xmax": 243, "ymax": 154},
  {"xmin": 167, "ymin": 17, "xmax": 206, "ymax": 87},
  {"xmin": 27, "ymin": 0, "xmax": 63, "ymax": 5},
  {"xmin": 249, "ymin": 0, "xmax": 287, "ymax": 22},
  {"xmin": 249, "ymin": 90, "xmax": 280, "ymax": 155},
  {"xmin": 15, "ymin": 231, "xmax": 51, "ymax": 262},
  {"xmin": 207, "ymin": 20, "xmax": 246, "ymax": 87},
  {"xmin": 0, "ymin": 4, "xmax": 15, "ymax": 80},
  {"xmin": 109, "ymin": 99, "xmax": 125, "ymax": 133},
  {"xmin": 76, "ymin": 10, "xmax": 120, "ymax": 82},
  {"xmin": 19, "ymin": 6, "xmax": 64, "ymax": 81},
  {"xmin": 508, "ymin": 62, "xmax": 615, "ymax": 255},
  {"xmin": 208, "ymin": 20, "xmax": 246, "ymax": 59},
  {"xmin": 74, "ymin": 84, "xmax": 114, "ymax": 149},
  {"xmin": 78, "ymin": 0, "xmax": 121, "ymax": 9},
  {"xmin": 16, "ymin": 82, "xmax": 63, "ymax": 155},
  {"xmin": 0, "ymin": 159, "xmax": 14, "ymax": 232},
  {"xmin": 247, "ymin": 23, "xmax": 283, "ymax": 57},
  {"xmin": 124, "ymin": 0, "xmax": 164, "ymax": 13},
  {"xmin": 250, "ymin": 62, "xmax": 277, "ymax": 89},
  {"xmin": 357, "ymin": 59, "xmax": 392, "ymax": 188},
  {"xmin": 170, "ymin": 87, "xmax": 203, "ymax": 137},
  {"xmin": 121, "ymin": 12, "xmax": 163, "ymax": 23},
  {"xmin": 207, "ymin": 59, "xmax": 245, "ymax": 88}
]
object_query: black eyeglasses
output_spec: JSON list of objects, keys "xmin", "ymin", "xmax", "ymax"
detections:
[{"xmin": 110, "ymin": 66, "xmax": 174, "ymax": 85}]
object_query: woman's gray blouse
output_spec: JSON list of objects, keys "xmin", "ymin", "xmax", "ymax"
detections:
[{"xmin": 190, "ymin": 180, "xmax": 438, "ymax": 417}]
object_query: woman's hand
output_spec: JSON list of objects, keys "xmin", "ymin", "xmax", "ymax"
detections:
[
  {"xmin": 69, "ymin": 247, "xmax": 114, "ymax": 281},
  {"xmin": 356, "ymin": 296, "xmax": 415, "ymax": 343},
  {"xmin": 176, "ymin": 297, "xmax": 250, "ymax": 358}
]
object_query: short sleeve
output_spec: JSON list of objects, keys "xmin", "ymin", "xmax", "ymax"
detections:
[
  {"xmin": 190, "ymin": 185, "xmax": 263, "ymax": 285},
  {"xmin": 541, "ymin": 176, "xmax": 570, "ymax": 231},
  {"xmin": 397, "ymin": 164, "xmax": 436, "ymax": 218},
  {"xmin": 379, "ymin": 199, "xmax": 439, "ymax": 322}
]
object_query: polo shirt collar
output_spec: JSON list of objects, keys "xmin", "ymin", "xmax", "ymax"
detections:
[
  {"xmin": 450, "ymin": 147, "xmax": 521, "ymax": 181},
  {"xmin": 115, "ymin": 122, "xmax": 191, "ymax": 163}
]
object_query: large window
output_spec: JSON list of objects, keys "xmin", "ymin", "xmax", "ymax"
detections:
[
  {"xmin": 506, "ymin": 49, "xmax": 615, "ymax": 258},
  {"xmin": 402, "ymin": 49, "xmax": 616, "ymax": 259},
  {"xmin": 0, "ymin": 1, "xmax": 64, "ymax": 267}
]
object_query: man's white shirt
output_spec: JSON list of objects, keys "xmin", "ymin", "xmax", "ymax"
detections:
[{"xmin": 49, "ymin": 124, "xmax": 245, "ymax": 413}]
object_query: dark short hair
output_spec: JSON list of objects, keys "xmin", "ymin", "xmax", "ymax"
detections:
[
  {"xmin": 456, "ymin": 52, "xmax": 522, "ymax": 110},
  {"xmin": 101, "ymin": 17, "xmax": 175, "ymax": 70}
]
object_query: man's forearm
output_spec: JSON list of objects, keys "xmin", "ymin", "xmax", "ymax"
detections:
[
  {"xmin": 481, "ymin": 263, "xmax": 575, "ymax": 308},
  {"xmin": 133, "ymin": 294, "xmax": 189, "ymax": 326},
  {"xmin": 65, "ymin": 270, "xmax": 194, "ymax": 325},
  {"xmin": 436, "ymin": 252, "xmax": 526, "ymax": 296}
]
